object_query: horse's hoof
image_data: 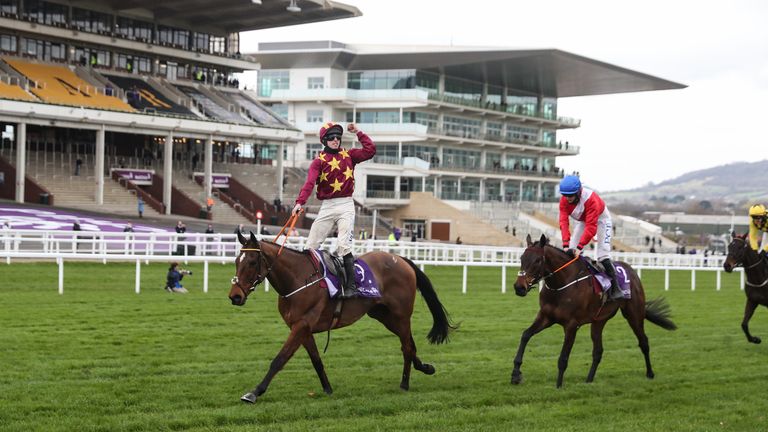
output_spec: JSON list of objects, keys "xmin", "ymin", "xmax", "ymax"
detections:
[
  {"xmin": 323, "ymin": 387, "xmax": 333, "ymax": 395},
  {"xmin": 421, "ymin": 364, "xmax": 436, "ymax": 375},
  {"xmin": 646, "ymin": 372, "xmax": 655, "ymax": 380},
  {"xmin": 750, "ymin": 337, "xmax": 762, "ymax": 344},
  {"xmin": 400, "ymin": 383, "xmax": 410, "ymax": 391},
  {"xmin": 511, "ymin": 374, "xmax": 523, "ymax": 385},
  {"xmin": 240, "ymin": 392, "xmax": 257, "ymax": 404}
]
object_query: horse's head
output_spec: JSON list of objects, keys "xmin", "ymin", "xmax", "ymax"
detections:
[
  {"xmin": 724, "ymin": 232, "xmax": 752, "ymax": 273},
  {"xmin": 514, "ymin": 234, "xmax": 550, "ymax": 297},
  {"xmin": 229, "ymin": 231, "xmax": 267, "ymax": 306}
]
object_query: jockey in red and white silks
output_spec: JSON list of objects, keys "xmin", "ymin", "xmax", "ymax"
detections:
[
  {"xmin": 558, "ymin": 175, "xmax": 622, "ymax": 301},
  {"xmin": 559, "ymin": 186, "xmax": 613, "ymax": 260}
]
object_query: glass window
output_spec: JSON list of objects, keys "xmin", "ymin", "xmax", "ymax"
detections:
[
  {"xmin": 366, "ymin": 175, "xmax": 396, "ymax": 199},
  {"xmin": 443, "ymin": 147, "xmax": 481, "ymax": 170},
  {"xmin": 402, "ymin": 144, "xmax": 437, "ymax": 163},
  {"xmin": 266, "ymin": 103, "xmax": 288, "ymax": 120},
  {"xmin": 443, "ymin": 115, "xmax": 481, "ymax": 138},
  {"xmin": 415, "ymin": 70, "xmax": 439, "ymax": 92},
  {"xmin": 0, "ymin": 0, "xmax": 18, "ymax": 16},
  {"xmin": 347, "ymin": 69, "xmax": 416, "ymax": 90},
  {"xmin": 0, "ymin": 34, "xmax": 16, "ymax": 53},
  {"xmin": 307, "ymin": 77, "xmax": 324, "ymax": 89},
  {"xmin": 306, "ymin": 109, "xmax": 323, "ymax": 123},
  {"xmin": 258, "ymin": 70, "xmax": 289, "ymax": 97},
  {"xmin": 440, "ymin": 178, "xmax": 459, "ymax": 200},
  {"xmin": 305, "ymin": 142, "xmax": 322, "ymax": 160},
  {"xmin": 403, "ymin": 111, "xmax": 438, "ymax": 129}
]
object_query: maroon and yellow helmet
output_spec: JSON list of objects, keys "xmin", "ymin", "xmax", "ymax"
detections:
[{"xmin": 318, "ymin": 122, "xmax": 344, "ymax": 144}]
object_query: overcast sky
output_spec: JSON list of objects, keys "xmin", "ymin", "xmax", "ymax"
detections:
[{"xmin": 239, "ymin": 0, "xmax": 768, "ymax": 192}]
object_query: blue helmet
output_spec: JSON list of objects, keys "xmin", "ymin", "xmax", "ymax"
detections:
[{"xmin": 559, "ymin": 176, "xmax": 582, "ymax": 195}]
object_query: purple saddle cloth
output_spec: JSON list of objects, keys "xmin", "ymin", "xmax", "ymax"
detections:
[
  {"xmin": 582, "ymin": 257, "xmax": 631, "ymax": 300},
  {"xmin": 310, "ymin": 250, "xmax": 381, "ymax": 298}
]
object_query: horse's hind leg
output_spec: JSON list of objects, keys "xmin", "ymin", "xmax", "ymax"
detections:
[
  {"xmin": 409, "ymin": 335, "xmax": 435, "ymax": 375},
  {"xmin": 302, "ymin": 336, "xmax": 333, "ymax": 395},
  {"xmin": 241, "ymin": 322, "xmax": 309, "ymax": 403},
  {"xmin": 511, "ymin": 314, "xmax": 552, "ymax": 385},
  {"xmin": 368, "ymin": 306, "xmax": 416, "ymax": 390},
  {"xmin": 586, "ymin": 320, "xmax": 607, "ymax": 383},
  {"xmin": 742, "ymin": 299, "xmax": 762, "ymax": 344},
  {"xmin": 621, "ymin": 306, "xmax": 654, "ymax": 379}
]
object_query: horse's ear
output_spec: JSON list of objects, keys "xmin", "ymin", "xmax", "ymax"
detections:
[
  {"xmin": 539, "ymin": 234, "xmax": 548, "ymax": 246},
  {"xmin": 740, "ymin": 233, "xmax": 748, "ymax": 240},
  {"xmin": 731, "ymin": 230, "xmax": 737, "ymax": 239},
  {"xmin": 526, "ymin": 234, "xmax": 533, "ymax": 247},
  {"xmin": 249, "ymin": 231, "xmax": 258, "ymax": 244},
  {"xmin": 237, "ymin": 230, "xmax": 247, "ymax": 245}
]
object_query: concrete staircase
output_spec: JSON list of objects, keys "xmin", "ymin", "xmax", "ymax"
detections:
[
  {"xmin": 27, "ymin": 163, "xmax": 161, "ymax": 217},
  {"xmin": 170, "ymin": 171, "xmax": 249, "ymax": 226}
]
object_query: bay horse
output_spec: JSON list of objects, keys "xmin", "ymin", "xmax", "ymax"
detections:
[
  {"xmin": 228, "ymin": 232, "xmax": 456, "ymax": 403},
  {"xmin": 723, "ymin": 233, "xmax": 768, "ymax": 344},
  {"xmin": 512, "ymin": 234, "xmax": 677, "ymax": 388}
]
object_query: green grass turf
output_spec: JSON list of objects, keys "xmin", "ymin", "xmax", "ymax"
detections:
[{"xmin": 0, "ymin": 262, "xmax": 766, "ymax": 431}]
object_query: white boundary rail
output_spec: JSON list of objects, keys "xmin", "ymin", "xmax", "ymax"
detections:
[{"xmin": 1, "ymin": 230, "xmax": 744, "ymax": 294}]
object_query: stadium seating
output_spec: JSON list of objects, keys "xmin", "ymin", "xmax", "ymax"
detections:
[
  {"xmin": 0, "ymin": 80, "xmax": 36, "ymax": 101},
  {"xmin": 3, "ymin": 58, "xmax": 134, "ymax": 111},
  {"xmin": 175, "ymin": 85, "xmax": 250, "ymax": 124},
  {"xmin": 225, "ymin": 91, "xmax": 288, "ymax": 127},
  {"xmin": 104, "ymin": 74, "xmax": 196, "ymax": 117}
]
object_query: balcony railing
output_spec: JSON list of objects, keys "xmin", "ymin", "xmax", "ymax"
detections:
[
  {"xmin": 427, "ymin": 92, "xmax": 581, "ymax": 127},
  {"xmin": 427, "ymin": 127, "xmax": 579, "ymax": 154},
  {"xmin": 266, "ymin": 88, "xmax": 579, "ymax": 127}
]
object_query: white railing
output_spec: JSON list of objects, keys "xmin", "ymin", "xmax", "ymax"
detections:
[{"xmin": 0, "ymin": 229, "xmax": 743, "ymax": 294}]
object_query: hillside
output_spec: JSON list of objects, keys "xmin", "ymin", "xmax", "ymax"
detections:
[{"xmin": 605, "ymin": 160, "xmax": 768, "ymax": 204}]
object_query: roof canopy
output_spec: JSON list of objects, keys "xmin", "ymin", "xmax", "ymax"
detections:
[
  {"xmin": 254, "ymin": 42, "xmax": 686, "ymax": 97},
  {"xmin": 71, "ymin": 0, "xmax": 361, "ymax": 35}
]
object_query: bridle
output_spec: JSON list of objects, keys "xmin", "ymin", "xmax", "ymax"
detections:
[
  {"xmin": 231, "ymin": 246, "xmax": 274, "ymax": 295},
  {"xmin": 518, "ymin": 247, "xmax": 583, "ymax": 292}
]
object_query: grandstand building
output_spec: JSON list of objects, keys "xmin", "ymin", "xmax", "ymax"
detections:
[
  {"xmin": 0, "ymin": 0, "xmax": 359, "ymax": 226},
  {"xmin": 251, "ymin": 41, "xmax": 685, "ymax": 242}
]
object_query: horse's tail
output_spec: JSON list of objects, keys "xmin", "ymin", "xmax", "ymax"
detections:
[
  {"xmin": 401, "ymin": 257, "xmax": 457, "ymax": 344},
  {"xmin": 645, "ymin": 297, "xmax": 677, "ymax": 330}
]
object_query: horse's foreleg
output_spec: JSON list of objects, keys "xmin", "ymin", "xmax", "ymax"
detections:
[
  {"xmin": 302, "ymin": 336, "xmax": 333, "ymax": 395},
  {"xmin": 555, "ymin": 324, "xmax": 579, "ymax": 388},
  {"xmin": 511, "ymin": 314, "xmax": 552, "ymax": 385},
  {"xmin": 742, "ymin": 299, "xmax": 761, "ymax": 344},
  {"xmin": 241, "ymin": 321, "xmax": 310, "ymax": 403},
  {"xmin": 586, "ymin": 320, "xmax": 606, "ymax": 383}
]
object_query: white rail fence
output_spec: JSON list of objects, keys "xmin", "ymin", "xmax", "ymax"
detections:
[{"xmin": 0, "ymin": 230, "xmax": 744, "ymax": 294}]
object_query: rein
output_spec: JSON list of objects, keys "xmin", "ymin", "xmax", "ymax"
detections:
[
  {"xmin": 273, "ymin": 211, "xmax": 301, "ymax": 257},
  {"xmin": 519, "ymin": 254, "xmax": 580, "ymax": 289}
]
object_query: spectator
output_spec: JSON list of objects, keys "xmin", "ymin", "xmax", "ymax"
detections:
[
  {"xmin": 118, "ymin": 157, "xmax": 125, "ymax": 168},
  {"xmin": 165, "ymin": 262, "xmax": 189, "ymax": 293},
  {"xmin": 504, "ymin": 225, "xmax": 509, "ymax": 233},
  {"xmin": 512, "ymin": 226, "xmax": 517, "ymax": 237},
  {"xmin": 394, "ymin": 227, "xmax": 402, "ymax": 241},
  {"xmin": 2, "ymin": 220, "xmax": 10, "ymax": 230},
  {"xmin": 136, "ymin": 196, "xmax": 145, "ymax": 218},
  {"xmin": 123, "ymin": 223, "xmax": 134, "ymax": 232},
  {"xmin": 410, "ymin": 230, "xmax": 417, "ymax": 242},
  {"xmin": 206, "ymin": 197, "xmax": 214, "ymax": 212},
  {"xmin": 205, "ymin": 224, "xmax": 214, "ymax": 234},
  {"xmin": 73, "ymin": 219, "xmax": 82, "ymax": 249},
  {"xmin": 455, "ymin": 236, "xmax": 463, "ymax": 245},
  {"xmin": 175, "ymin": 221, "xmax": 186, "ymax": 235},
  {"xmin": 192, "ymin": 152, "xmax": 199, "ymax": 171},
  {"xmin": 74, "ymin": 157, "xmax": 82, "ymax": 176}
]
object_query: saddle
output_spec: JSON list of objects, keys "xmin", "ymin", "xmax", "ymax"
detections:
[
  {"xmin": 318, "ymin": 250, "xmax": 348, "ymax": 283},
  {"xmin": 581, "ymin": 257, "xmax": 605, "ymax": 274}
]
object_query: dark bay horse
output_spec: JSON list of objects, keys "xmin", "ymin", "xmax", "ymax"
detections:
[
  {"xmin": 228, "ymin": 232, "xmax": 455, "ymax": 403},
  {"xmin": 723, "ymin": 233, "xmax": 768, "ymax": 344},
  {"xmin": 512, "ymin": 234, "xmax": 677, "ymax": 388}
]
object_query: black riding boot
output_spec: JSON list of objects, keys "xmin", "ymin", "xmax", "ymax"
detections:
[
  {"xmin": 600, "ymin": 258, "xmax": 623, "ymax": 302},
  {"xmin": 339, "ymin": 253, "xmax": 359, "ymax": 299}
]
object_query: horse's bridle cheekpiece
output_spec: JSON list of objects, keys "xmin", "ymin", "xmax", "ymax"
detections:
[{"xmin": 232, "ymin": 247, "xmax": 267, "ymax": 293}]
